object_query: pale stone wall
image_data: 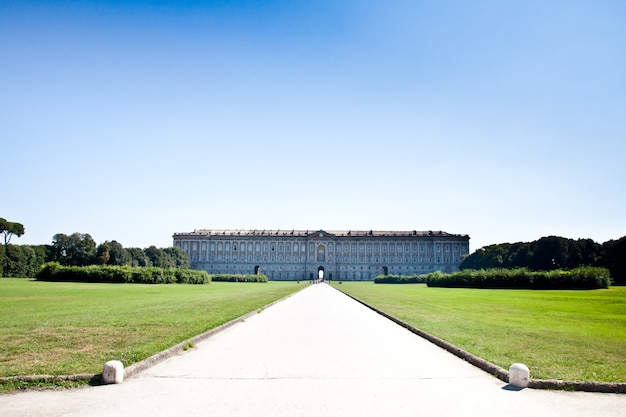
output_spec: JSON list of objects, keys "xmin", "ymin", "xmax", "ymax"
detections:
[{"xmin": 172, "ymin": 230, "xmax": 470, "ymax": 281}]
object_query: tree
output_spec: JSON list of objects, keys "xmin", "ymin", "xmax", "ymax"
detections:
[
  {"xmin": 164, "ymin": 246, "xmax": 190, "ymax": 269},
  {"xmin": 601, "ymin": 236, "xmax": 626, "ymax": 285},
  {"xmin": 0, "ymin": 218, "xmax": 25, "ymax": 245},
  {"xmin": 1, "ymin": 218, "xmax": 25, "ymax": 275},
  {"xmin": 107, "ymin": 240, "xmax": 130, "ymax": 266},
  {"xmin": 127, "ymin": 247, "xmax": 151, "ymax": 267},
  {"xmin": 3, "ymin": 244, "xmax": 39, "ymax": 277},
  {"xmin": 96, "ymin": 242, "xmax": 111, "ymax": 265},
  {"xmin": 52, "ymin": 233, "xmax": 97, "ymax": 266},
  {"xmin": 144, "ymin": 246, "xmax": 172, "ymax": 268}
]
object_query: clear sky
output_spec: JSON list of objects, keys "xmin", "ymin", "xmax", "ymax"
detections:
[{"xmin": 2, "ymin": 0, "xmax": 625, "ymax": 252}]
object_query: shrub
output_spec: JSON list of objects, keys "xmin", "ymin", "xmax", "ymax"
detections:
[
  {"xmin": 36, "ymin": 263, "xmax": 210, "ymax": 284},
  {"xmin": 425, "ymin": 267, "xmax": 610, "ymax": 289},
  {"xmin": 374, "ymin": 274, "xmax": 428, "ymax": 284},
  {"xmin": 211, "ymin": 274, "xmax": 268, "ymax": 283}
]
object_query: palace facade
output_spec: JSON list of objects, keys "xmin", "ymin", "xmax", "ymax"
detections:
[{"xmin": 173, "ymin": 229, "xmax": 470, "ymax": 281}]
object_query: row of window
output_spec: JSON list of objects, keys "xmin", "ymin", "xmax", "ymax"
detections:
[
  {"xmin": 179, "ymin": 241, "xmax": 465, "ymax": 254},
  {"xmin": 190, "ymin": 254, "xmax": 459, "ymax": 264}
]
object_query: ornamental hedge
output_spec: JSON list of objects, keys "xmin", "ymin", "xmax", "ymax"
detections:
[
  {"xmin": 425, "ymin": 267, "xmax": 610, "ymax": 289},
  {"xmin": 210, "ymin": 274, "xmax": 268, "ymax": 282},
  {"xmin": 36, "ymin": 262, "xmax": 211, "ymax": 284},
  {"xmin": 374, "ymin": 274, "xmax": 428, "ymax": 284}
]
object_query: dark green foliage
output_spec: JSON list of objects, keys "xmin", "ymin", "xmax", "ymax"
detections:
[
  {"xmin": 163, "ymin": 246, "xmax": 190, "ymax": 269},
  {"xmin": 374, "ymin": 274, "xmax": 427, "ymax": 284},
  {"xmin": 601, "ymin": 236, "xmax": 626, "ymax": 286},
  {"xmin": 426, "ymin": 267, "xmax": 610, "ymax": 289},
  {"xmin": 460, "ymin": 235, "xmax": 625, "ymax": 284},
  {"xmin": 2, "ymin": 245, "xmax": 39, "ymax": 278},
  {"xmin": 52, "ymin": 233, "xmax": 97, "ymax": 266},
  {"xmin": 211, "ymin": 274, "xmax": 268, "ymax": 282},
  {"xmin": 126, "ymin": 247, "xmax": 151, "ymax": 267},
  {"xmin": 0, "ymin": 218, "xmax": 25, "ymax": 245},
  {"xmin": 36, "ymin": 262, "xmax": 210, "ymax": 284},
  {"xmin": 460, "ymin": 236, "xmax": 604, "ymax": 271}
]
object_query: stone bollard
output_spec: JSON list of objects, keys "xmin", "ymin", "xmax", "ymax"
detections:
[
  {"xmin": 509, "ymin": 363, "xmax": 530, "ymax": 388},
  {"xmin": 102, "ymin": 360, "xmax": 125, "ymax": 384}
]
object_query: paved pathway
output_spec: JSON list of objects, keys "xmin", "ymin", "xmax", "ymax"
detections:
[{"xmin": 2, "ymin": 283, "xmax": 625, "ymax": 416}]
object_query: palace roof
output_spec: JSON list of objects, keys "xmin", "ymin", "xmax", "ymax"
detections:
[{"xmin": 173, "ymin": 229, "xmax": 469, "ymax": 239}]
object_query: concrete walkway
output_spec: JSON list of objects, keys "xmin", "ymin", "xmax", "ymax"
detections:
[{"xmin": 1, "ymin": 283, "xmax": 625, "ymax": 416}]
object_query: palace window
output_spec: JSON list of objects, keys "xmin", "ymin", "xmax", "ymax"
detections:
[{"xmin": 317, "ymin": 245, "xmax": 326, "ymax": 262}]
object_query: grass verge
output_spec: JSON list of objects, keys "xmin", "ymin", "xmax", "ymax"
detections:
[
  {"xmin": 331, "ymin": 282, "xmax": 626, "ymax": 383},
  {"xmin": 0, "ymin": 279, "xmax": 303, "ymax": 393}
]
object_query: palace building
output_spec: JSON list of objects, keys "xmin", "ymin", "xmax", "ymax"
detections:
[{"xmin": 173, "ymin": 229, "xmax": 470, "ymax": 281}]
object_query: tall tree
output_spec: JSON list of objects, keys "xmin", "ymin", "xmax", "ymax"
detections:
[
  {"xmin": 3, "ymin": 244, "xmax": 39, "ymax": 277},
  {"xmin": 127, "ymin": 247, "xmax": 151, "ymax": 267},
  {"xmin": 52, "ymin": 233, "xmax": 96, "ymax": 266},
  {"xmin": 163, "ymin": 246, "xmax": 190, "ymax": 269},
  {"xmin": 107, "ymin": 240, "xmax": 130, "ymax": 266},
  {"xmin": 602, "ymin": 236, "xmax": 626, "ymax": 285},
  {"xmin": 1, "ymin": 218, "xmax": 25, "ymax": 274},
  {"xmin": 0, "ymin": 218, "xmax": 25, "ymax": 245},
  {"xmin": 95, "ymin": 242, "xmax": 111, "ymax": 265}
]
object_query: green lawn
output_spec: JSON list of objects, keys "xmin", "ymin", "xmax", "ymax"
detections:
[
  {"xmin": 332, "ymin": 282, "xmax": 626, "ymax": 383},
  {"xmin": 0, "ymin": 279, "xmax": 303, "ymax": 382}
]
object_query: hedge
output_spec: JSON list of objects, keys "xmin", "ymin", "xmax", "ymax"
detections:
[
  {"xmin": 425, "ymin": 267, "xmax": 610, "ymax": 289},
  {"xmin": 210, "ymin": 274, "xmax": 268, "ymax": 282},
  {"xmin": 36, "ymin": 262, "xmax": 211, "ymax": 284},
  {"xmin": 374, "ymin": 274, "xmax": 428, "ymax": 284}
]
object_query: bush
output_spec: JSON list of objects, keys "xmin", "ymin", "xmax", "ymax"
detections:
[
  {"xmin": 211, "ymin": 274, "xmax": 268, "ymax": 283},
  {"xmin": 425, "ymin": 267, "xmax": 610, "ymax": 289},
  {"xmin": 374, "ymin": 274, "xmax": 428, "ymax": 284},
  {"xmin": 36, "ymin": 263, "xmax": 210, "ymax": 284}
]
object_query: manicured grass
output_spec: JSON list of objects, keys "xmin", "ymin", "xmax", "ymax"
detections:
[
  {"xmin": 331, "ymin": 282, "xmax": 626, "ymax": 383},
  {"xmin": 0, "ymin": 279, "xmax": 303, "ymax": 388}
]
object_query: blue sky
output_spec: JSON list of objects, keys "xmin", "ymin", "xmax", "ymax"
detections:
[{"xmin": 2, "ymin": 0, "xmax": 625, "ymax": 252}]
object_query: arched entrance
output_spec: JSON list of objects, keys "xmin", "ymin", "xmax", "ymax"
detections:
[
  {"xmin": 254, "ymin": 265, "xmax": 261, "ymax": 275},
  {"xmin": 317, "ymin": 266, "xmax": 325, "ymax": 282},
  {"xmin": 381, "ymin": 266, "xmax": 388, "ymax": 276}
]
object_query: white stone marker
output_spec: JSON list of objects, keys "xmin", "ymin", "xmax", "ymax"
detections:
[
  {"xmin": 102, "ymin": 360, "xmax": 125, "ymax": 384},
  {"xmin": 509, "ymin": 363, "xmax": 530, "ymax": 388}
]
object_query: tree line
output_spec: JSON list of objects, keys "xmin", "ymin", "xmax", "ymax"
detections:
[
  {"xmin": 460, "ymin": 235, "xmax": 626, "ymax": 285},
  {"xmin": 0, "ymin": 231, "xmax": 189, "ymax": 278}
]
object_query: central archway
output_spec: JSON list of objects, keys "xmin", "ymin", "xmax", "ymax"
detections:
[{"xmin": 317, "ymin": 266, "xmax": 325, "ymax": 281}]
